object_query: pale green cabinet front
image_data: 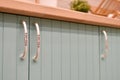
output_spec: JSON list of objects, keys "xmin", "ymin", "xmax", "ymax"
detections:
[
  {"xmin": 100, "ymin": 27, "xmax": 120, "ymax": 80},
  {"xmin": 0, "ymin": 13, "xmax": 120, "ymax": 80},
  {"xmin": 0, "ymin": 13, "xmax": 28, "ymax": 80},
  {"xmin": 29, "ymin": 17, "xmax": 99, "ymax": 80}
]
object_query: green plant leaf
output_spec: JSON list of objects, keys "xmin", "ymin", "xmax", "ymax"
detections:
[{"xmin": 71, "ymin": 0, "xmax": 90, "ymax": 13}]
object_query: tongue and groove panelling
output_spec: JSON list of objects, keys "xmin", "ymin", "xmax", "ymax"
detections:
[
  {"xmin": 1, "ymin": 14, "xmax": 28, "ymax": 80},
  {"xmin": 0, "ymin": 13, "xmax": 3, "ymax": 80},
  {"xmin": 0, "ymin": 13, "xmax": 100, "ymax": 80},
  {"xmin": 100, "ymin": 27, "xmax": 120, "ymax": 80},
  {"xmin": 30, "ymin": 17, "xmax": 100, "ymax": 80}
]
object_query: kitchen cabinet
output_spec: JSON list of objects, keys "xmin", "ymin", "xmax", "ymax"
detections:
[
  {"xmin": 29, "ymin": 17, "xmax": 99, "ymax": 80},
  {"xmin": 0, "ymin": 13, "xmax": 120, "ymax": 80},
  {"xmin": 100, "ymin": 27, "xmax": 120, "ymax": 80}
]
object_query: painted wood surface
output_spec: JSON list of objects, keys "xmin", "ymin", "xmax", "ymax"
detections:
[
  {"xmin": 51, "ymin": 20, "xmax": 61, "ymax": 80},
  {"xmin": 100, "ymin": 27, "xmax": 120, "ymax": 80},
  {"xmin": 0, "ymin": 0, "xmax": 120, "ymax": 28},
  {"xmin": 2, "ymin": 14, "xmax": 28, "ymax": 80},
  {"xmin": 85, "ymin": 24, "xmax": 99, "ymax": 80},
  {"xmin": 17, "ymin": 15, "xmax": 29, "ymax": 80},
  {"xmin": 3, "ymin": 14, "xmax": 17, "ymax": 80},
  {"xmin": 29, "ymin": 18, "xmax": 99, "ymax": 80},
  {"xmin": 1, "ymin": 13, "xmax": 120, "ymax": 80},
  {"xmin": 30, "ymin": 17, "xmax": 41, "ymax": 80},
  {"xmin": 0, "ymin": 13, "xmax": 3, "ymax": 80}
]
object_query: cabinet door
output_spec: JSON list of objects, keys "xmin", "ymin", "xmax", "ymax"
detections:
[
  {"xmin": 0, "ymin": 13, "xmax": 3, "ymax": 80},
  {"xmin": 30, "ymin": 18, "xmax": 53, "ymax": 80},
  {"xmin": 77, "ymin": 24, "xmax": 99, "ymax": 80},
  {"xmin": 2, "ymin": 14, "xmax": 28, "ymax": 80},
  {"xmin": 30, "ymin": 17, "xmax": 41, "ymax": 80},
  {"xmin": 30, "ymin": 18, "xmax": 99, "ymax": 80},
  {"xmin": 100, "ymin": 27, "xmax": 120, "ymax": 80}
]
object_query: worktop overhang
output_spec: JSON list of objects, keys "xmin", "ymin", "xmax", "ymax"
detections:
[{"xmin": 0, "ymin": 0, "xmax": 120, "ymax": 28}]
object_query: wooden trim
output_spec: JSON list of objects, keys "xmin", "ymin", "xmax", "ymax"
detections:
[{"xmin": 0, "ymin": 0, "xmax": 120, "ymax": 28}]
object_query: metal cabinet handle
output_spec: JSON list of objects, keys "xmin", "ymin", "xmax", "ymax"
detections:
[
  {"xmin": 33, "ymin": 22, "xmax": 40, "ymax": 62},
  {"xmin": 101, "ymin": 30, "xmax": 108, "ymax": 59},
  {"xmin": 20, "ymin": 21, "xmax": 28, "ymax": 60}
]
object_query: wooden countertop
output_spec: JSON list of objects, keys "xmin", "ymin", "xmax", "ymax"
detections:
[{"xmin": 0, "ymin": 0, "xmax": 120, "ymax": 28}]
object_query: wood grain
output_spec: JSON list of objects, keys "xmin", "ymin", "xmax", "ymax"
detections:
[{"xmin": 0, "ymin": 0, "xmax": 120, "ymax": 28}]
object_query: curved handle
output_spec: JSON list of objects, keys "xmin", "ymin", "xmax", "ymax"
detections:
[
  {"xmin": 33, "ymin": 22, "xmax": 40, "ymax": 62},
  {"xmin": 101, "ymin": 30, "xmax": 108, "ymax": 59},
  {"xmin": 20, "ymin": 21, "xmax": 28, "ymax": 60}
]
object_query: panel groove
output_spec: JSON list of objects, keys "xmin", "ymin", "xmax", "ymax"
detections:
[
  {"xmin": 40, "ymin": 18, "xmax": 42, "ymax": 80},
  {"xmin": 92, "ymin": 26, "xmax": 94, "ymax": 80},
  {"xmin": 85, "ymin": 25, "xmax": 87, "ymax": 80},
  {"xmin": 69, "ymin": 22, "xmax": 71, "ymax": 80},
  {"xmin": 16, "ymin": 16, "xmax": 18, "ymax": 80},
  {"xmin": 98, "ymin": 26, "xmax": 101, "ymax": 80},
  {"xmin": 2, "ymin": 13, "xmax": 4, "ymax": 80},
  {"xmin": 28, "ymin": 17, "xmax": 30, "ymax": 80},
  {"xmin": 50, "ymin": 20, "xmax": 53, "ymax": 80},
  {"xmin": 0, "ymin": 13, "xmax": 4, "ymax": 80},
  {"xmin": 77, "ymin": 24, "xmax": 79, "ymax": 80},
  {"xmin": 60, "ymin": 21, "xmax": 62, "ymax": 80}
]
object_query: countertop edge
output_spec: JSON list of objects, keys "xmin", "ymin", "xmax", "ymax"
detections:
[{"xmin": 0, "ymin": 0, "xmax": 120, "ymax": 28}]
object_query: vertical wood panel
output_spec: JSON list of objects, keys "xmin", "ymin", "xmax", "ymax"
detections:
[
  {"xmin": 108, "ymin": 28, "xmax": 120, "ymax": 80},
  {"xmin": 3, "ymin": 14, "xmax": 28, "ymax": 80},
  {"xmin": 99, "ymin": 27, "xmax": 120, "ymax": 80},
  {"xmin": 70, "ymin": 23, "xmax": 79, "ymax": 80},
  {"xmin": 3, "ymin": 14, "xmax": 17, "ymax": 80},
  {"xmin": 111, "ymin": 28, "xmax": 117, "ymax": 80},
  {"xmin": 0, "ymin": 13, "xmax": 3, "ymax": 80},
  {"xmin": 78, "ymin": 24, "xmax": 86, "ymax": 80},
  {"xmin": 100, "ymin": 27, "xmax": 107, "ymax": 80},
  {"xmin": 86, "ymin": 25, "xmax": 99, "ymax": 80},
  {"xmin": 30, "ymin": 17, "xmax": 41, "ymax": 80},
  {"xmin": 17, "ymin": 16, "xmax": 29, "ymax": 80},
  {"xmin": 115, "ymin": 28, "xmax": 119, "ymax": 80},
  {"xmin": 41, "ymin": 19, "xmax": 52, "ymax": 80},
  {"xmin": 78, "ymin": 24, "xmax": 99, "ymax": 80},
  {"xmin": 51, "ymin": 20, "xmax": 61, "ymax": 80},
  {"xmin": 107, "ymin": 28, "xmax": 113, "ymax": 80},
  {"xmin": 86, "ymin": 25, "xmax": 94, "ymax": 80},
  {"xmin": 117, "ymin": 29, "xmax": 120, "ymax": 80},
  {"xmin": 61, "ymin": 21, "xmax": 70, "ymax": 80},
  {"xmin": 92, "ymin": 25, "xmax": 99, "ymax": 80},
  {"xmin": 115, "ymin": 28, "xmax": 119, "ymax": 79}
]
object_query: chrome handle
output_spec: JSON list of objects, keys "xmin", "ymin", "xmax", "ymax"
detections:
[
  {"xmin": 20, "ymin": 21, "xmax": 28, "ymax": 60},
  {"xmin": 101, "ymin": 30, "xmax": 108, "ymax": 59},
  {"xmin": 33, "ymin": 22, "xmax": 40, "ymax": 62}
]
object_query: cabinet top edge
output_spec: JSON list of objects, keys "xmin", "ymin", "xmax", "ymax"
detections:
[{"xmin": 0, "ymin": 0, "xmax": 120, "ymax": 28}]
